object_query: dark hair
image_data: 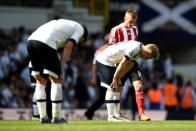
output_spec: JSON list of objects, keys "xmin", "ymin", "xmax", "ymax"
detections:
[{"xmin": 82, "ymin": 25, "xmax": 88, "ymax": 43}]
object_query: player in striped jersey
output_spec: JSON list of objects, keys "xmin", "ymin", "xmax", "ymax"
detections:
[
  {"xmin": 107, "ymin": 9, "xmax": 151, "ymax": 121},
  {"xmin": 108, "ymin": 9, "xmax": 138, "ymax": 45}
]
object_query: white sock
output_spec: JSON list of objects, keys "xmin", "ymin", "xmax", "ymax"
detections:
[
  {"xmin": 113, "ymin": 92, "xmax": 121, "ymax": 117},
  {"xmin": 35, "ymin": 84, "xmax": 47, "ymax": 118},
  {"xmin": 32, "ymin": 92, "xmax": 39, "ymax": 116},
  {"xmin": 105, "ymin": 90, "xmax": 115, "ymax": 118},
  {"xmin": 51, "ymin": 83, "xmax": 62, "ymax": 118}
]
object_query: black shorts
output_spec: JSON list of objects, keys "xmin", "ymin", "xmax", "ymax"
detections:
[
  {"xmin": 96, "ymin": 61, "xmax": 116, "ymax": 88},
  {"xmin": 121, "ymin": 62, "xmax": 142, "ymax": 85},
  {"xmin": 27, "ymin": 40, "xmax": 61, "ymax": 79},
  {"xmin": 96, "ymin": 61, "xmax": 142, "ymax": 88}
]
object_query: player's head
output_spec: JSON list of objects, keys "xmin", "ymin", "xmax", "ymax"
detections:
[
  {"xmin": 141, "ymin": 44, "xmax": 160, "ymax": 60},
  {"xmin": 79, "ymin": 25, "xmax": 88, "ymax": 44},
  {"xmin": 124, "ymin": 9, "xmax": 137, "ymax": 28}
]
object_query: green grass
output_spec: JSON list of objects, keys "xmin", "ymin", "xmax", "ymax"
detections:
[{"xmin": 0, "ymin": 120, "xmax": 196, "ymax": 131}]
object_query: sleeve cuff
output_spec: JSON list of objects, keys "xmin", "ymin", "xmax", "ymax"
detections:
[{"xmin": 66, "ymin": 38, "xmax": 77, "ymax": 47}]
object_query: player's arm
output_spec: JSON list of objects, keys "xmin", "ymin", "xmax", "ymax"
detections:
[
  {"xmin": 110, "ymin": 57, "xmax": 135, "ymax": 90},
  {"xmin": 60, "ymin": 26, "xmax": 85, "ymax": 65},
  {"xmin": 113, "ymin": 57, "xmax": 135, "ymax": 81},
  {"xmin": 108, "ymin": 28, "xmax": 119, "ymax": 45},
  {"xmin": 91, "ymin": 63, "xmax": 97, "ymax": 86},
  {"xmin": 134, "ymin": 26, "xmax": 139, "ymax": 40},
  {"xmin": 60, "ymin": 39, "xmax": 75, "ymax": 65}
]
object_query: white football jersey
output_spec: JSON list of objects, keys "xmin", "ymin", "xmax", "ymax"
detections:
[
  {"xmin": 96, "ymin": 40, "xmax": 141, "ymax": 66},
  {"xmin": 28, "ymin": 19, "xmax": 84, "ymax": 50}
]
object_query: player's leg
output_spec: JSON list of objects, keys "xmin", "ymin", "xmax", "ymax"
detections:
[
  {"xmin": 106, "ymin": 63, "xmax": 131, "ymax": 122},
  {"xmin": 32, "ymin": 91, "xmax": 40, "ymax": 119},
  {"xmin": 34, "ymin": 74, "xmax": 48, "ymax": 122},
  {"xmin": 84, "ymin": 75, "xmax": 107, "ymax": 120},
  {"xmin": 128, "ymin": 85, "xmax": 138, "ymax": 120},
  {"xmin": 130, "ymin": 63, "xmax": 150, "ymax": 121},
  {"xmin": 29, "ymin": 62, "xmax": 40, "ymax": 119},
  {"xmin": 30, "ymin": 61, "xmax": 52, "ymax": 120},
  {"xmin": 49, "ymin": 77, "xmax": 65, "ymax": 123},
  {"xmin": 110, "ymin": 77, "xmax": 129, "ymax": 121},
  {"xmin": 132, "ymin": 80, "xmax": 150, "ymax": 121},
  {"xmin": 31, "ymin": 69, "xmax": 52, "ymax": 120},
  {"xmin": 45, "ymin": 81, "xmax": 52, "ymax": 119},
  {"xmin": 96, "ymin": 62, "xmax": 114, "ymax": 120},
  {"xmin": 42, "ymin": 44, "xmax": 67, "ymax": 123},
  {"xmin": 96, "ymin": 62, "xmax": 123, "ymax": 122},
  {"xmin": 27, "ymin": 40, "xmax": 51, "ymax": 123}
]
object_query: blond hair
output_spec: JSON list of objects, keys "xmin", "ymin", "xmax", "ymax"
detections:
[
  {"xmin": 125, "ymin": 9, "xmax": 138, "ymax": 20},
  {"xmin": 146, "ymin": 44, "xmax": 160, "ymax": 60}
]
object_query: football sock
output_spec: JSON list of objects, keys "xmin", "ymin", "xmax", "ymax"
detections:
[
  {"xmin": 51, "ymin": 83, "xmax": 62, "ymax": 118},
  {"xmin": 113, "ymin": 92, "xmax": 121, "ymax": 117},
  {"xmin": 105, "ymin": 90, "xmax": 115, "ymax": 118},
  {"xmin": 32, "ymin": 92, "xmax": 39, "ymax": 117},
  {"xmin": 35, "ymin": 84, "xmax": 47, "ymax": 118},
  {"xmin": 136, "ymin": 91, "xmax": 144, "ymax": 115}
]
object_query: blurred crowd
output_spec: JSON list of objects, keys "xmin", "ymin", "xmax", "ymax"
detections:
[{"xmin": 0, "ymin": 27, "xmax": 196, "ymax": 114}]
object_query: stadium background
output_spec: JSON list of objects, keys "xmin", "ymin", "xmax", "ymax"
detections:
[{"xmin": 0, "ymin": 0, "xmax": 195, "ymax": 120}]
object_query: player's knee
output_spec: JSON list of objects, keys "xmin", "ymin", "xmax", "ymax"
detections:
[
  {"xmin": 49, "ymin": 75, "xmax": 63, "ymax": 84},
  {"xmin": 134, "ymin": 83, "xmax": 143, "ymax": 92},
  {"xmin": 133, "ymin": 80, "xmax": 143, "ymax": 92},
  {"xmin": 34, "ymin": 75, "xmax": 47, "ymax": 85}
]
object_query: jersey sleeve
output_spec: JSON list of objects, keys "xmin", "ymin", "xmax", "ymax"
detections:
[
  {"xmin": 133, "ymin": 26, "xmax": 139, "ymax": 40},
  {"xmin": 70, "ymin": 27, "xmax": 84, "ymax": 44},
  {"xmin": 108, "ymin": 27, "xmax": 119, "ymax": 45},
  {"xmin": 125, "ymin": 46, "xmax": 140, "ymax": 61}
]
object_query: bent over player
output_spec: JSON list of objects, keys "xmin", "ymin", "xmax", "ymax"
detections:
[
  {"xmin": 96, "ymin": 40, "xmax": 159, "ymax": 121},
  {"xmin": 27, "ymin": 19, "xmax": 88, "ymax": 123}
]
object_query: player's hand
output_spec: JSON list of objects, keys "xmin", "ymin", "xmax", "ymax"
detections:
[
  {"xmin": 60, "ymin": 65, "xmax": 65, "ymax": 82},
  {"xmin": 110, "ymin": 79, "xmax": 122, "ymax": 91}
]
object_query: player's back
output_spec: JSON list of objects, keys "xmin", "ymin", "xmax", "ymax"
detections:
[
  {"xmin": 28, "ymin": 19, "xmax": 83, "ymax": 49},
  {"xmin": 96, "ymin": 40, "xmax": 141, "ymax": 66}
]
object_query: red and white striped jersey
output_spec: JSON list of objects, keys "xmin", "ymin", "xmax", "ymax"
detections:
[{"xmin": 108, "ymin": 23, "xmax": 138, "ymax": 45}]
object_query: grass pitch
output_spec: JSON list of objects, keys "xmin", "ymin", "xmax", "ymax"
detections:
[{"xmin": 0, "ymin": 120, "xmax": 195, "ymax": 131}]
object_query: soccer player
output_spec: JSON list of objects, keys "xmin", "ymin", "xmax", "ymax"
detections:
[
  {"xmin": 108, "ymin": 9, "xmax": 138, "ymax": 46},
  {"xmin": 27, "ymin": 19, "xmax": 88, "ymax": 123},
  {"xmin": 84, "ymin": 44, "xmax": 108, "ymax": 119},
  {"xmin": 85, "ymin": 9, "xmax": 139, "ymax": 120},
  {"xmin": 96, "ymin": 40, "xmax": 159, "ymax": 121},
  {"xmin": 108, "ymin": 9, "xmax": 150, "ymax": 121}
]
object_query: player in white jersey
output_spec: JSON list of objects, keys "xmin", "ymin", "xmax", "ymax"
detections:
[
  {"xmin": 27, "ymin": 19, "xmax": 88, "ymax": 123},
  {"xmin": 96, "ymin": 40, "xmax": 159, "ymax": 122}
]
